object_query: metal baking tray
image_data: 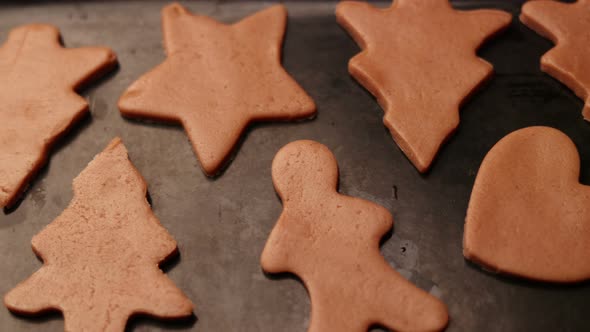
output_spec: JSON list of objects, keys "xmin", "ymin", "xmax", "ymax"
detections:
[{"xmin": 1, "ymin": 1, "xmax": 589, "ymax": 331}]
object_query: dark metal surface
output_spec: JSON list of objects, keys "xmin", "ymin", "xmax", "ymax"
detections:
[{"xmin": 1, "ymin": 1, "xmax": 589, "ymax": 331}]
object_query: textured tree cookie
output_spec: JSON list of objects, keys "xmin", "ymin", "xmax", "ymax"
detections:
[
  {"xmin": 336, "ymin": 0, "xmax": 511, "ymax": 172},
  {"xmin": 0, "ymin": 24, "xmax": 117, "ymax": 209},
  {"xmin": 464, "ymin": 127, "xmax": 590, "ymax": 283},
  {"xmin": 119, "ymin": 3, "xmax": 316, "ymax": 176},
  {"xmin": 261, "ymin": 140, "xmax": 448, "ymax": 332},
  {"xmin": 4, "ymin": 138, "xmax": 193, "ymax": 331},
  {"xmin": 521, "ymin": 0, "xmax": 590, "ymax": 120}
]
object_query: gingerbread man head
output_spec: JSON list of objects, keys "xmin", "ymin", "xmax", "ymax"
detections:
[{"xmin": 271, "ymin": 140, "xmax": 339, "ymax": 204}]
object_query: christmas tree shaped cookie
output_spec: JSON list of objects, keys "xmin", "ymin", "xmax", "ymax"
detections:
[
  {"xmin": 119, "ymin": 3, "xmax": 316, "ymax": 176},
  {"xmin": 261, "ymin": 140, "xmax": 448, "ymax": 332},
  {"xmin": 336, "ymin": 0, "xmax": 511, "ymax": 172},
  {"xmin": 0, "ymin": 24, "xmax": 117, "ymax": 209},
  {"xmin": 4, "ymin": 138, "xmax": 193, "ymax": 331},
  {"xmin": 521, "ymin": 0, "xmax": 590, "ymax": 120}
]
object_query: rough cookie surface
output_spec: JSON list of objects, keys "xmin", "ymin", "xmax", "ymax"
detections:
[
  {"xmin": 261, "ymin": 140, "xmax": 448, "ymax": 332},
  {"xmin": 4, "ymin": 138, "xmax": 193, "ymax": 331},
  {"xmin": 336, "ymin": 0, "xmax": 511, "ymax": 172},
  {"xmin": 0, "ymin": 24, "xmax": 117, "ymax": 209}
]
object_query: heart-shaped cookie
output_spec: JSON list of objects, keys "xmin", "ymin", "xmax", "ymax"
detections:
[{"xmin": 463, "ymin": 126, "xmax": 590, "ymax": 283}]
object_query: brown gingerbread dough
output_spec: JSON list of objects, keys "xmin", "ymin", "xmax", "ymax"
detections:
[
  {"xmin": 119, "ymin": 3, "xmax": 316, "ymax": 176},
  {"xmin": 464, "ymin": 126, "xmax": 590, "ymax": 283},
  {"xmin": 4, "ymin": 138, "xmax": 193, "ymax": 331},
  {"xmin": 261, "ymin": 140, "xmax": 448, "ymax": 332},
  {"xmin": 521, "ymin": 0, "xmax": 590, "ymax": 120},
  {"xmin": 336, "ymin": 0, "xmax": 511, "ymax": 172},
  {"xmin": 0, "ymin": 24, "xmax": 117, "ymax": 209}
]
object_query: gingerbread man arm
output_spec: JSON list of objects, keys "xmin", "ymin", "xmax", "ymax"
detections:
[{"xmin": 260, "ymin": 213, "xmax": 293, "ymax": 274}]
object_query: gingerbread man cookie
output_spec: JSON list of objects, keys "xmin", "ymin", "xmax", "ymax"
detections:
[
  {"xmin": 119, "ymin": 3, "xmax": 316, "ymax": 176},
  {"xmin": 5, "ymin": 138, "xmax": 193, "ymax": 331},
  {"xmin": 336, "ymin": 0, "xmax": 511, "ymax": 172},
  {"xmin": 464, "ymin": 127, "xmax": 590, "ymax": 283},
  {"xmin": 0, "ymin": 24, "xmax": 117, "ymax": 209},
  {"xmin": 261, "ymin": 140, "xmax": 448, "ymax": 332},
  {"xmin": 521, "ymin": 0, "xmax": 590, "ymax": 120}
]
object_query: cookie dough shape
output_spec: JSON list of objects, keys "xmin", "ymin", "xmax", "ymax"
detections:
[
  {"xmin": 0, "ymin": 24, "xmax": 117, "ymax": 209},
  {"xmin": 336, "ymin": 0, "xmax": 511, "ymax": 172},
  {"xmin": 521, "ymin": 0, "xmax": 590, "ymax": 120},
  {"xmin": 464, "ymin": 127, "xmax": 590, "ymax": 283},
  {"xmin": 4, "ymin": 138, "xmax": 193, "ymax": 331},
  {"xmin": 119, "ymin": 3, "xmax": 316, "ymax": 176},
  {"xmin": 261, "ymin": 140, "xmax": 448, "ymax": 332}
]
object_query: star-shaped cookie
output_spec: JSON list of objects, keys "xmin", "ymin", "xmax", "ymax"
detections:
[
  {"xmin": 0, "ymin": 24, "xmax": 117, "ymax": 209},
  {"xmin": 119, "ymin": 3, "xmax": 316, "ymax": 176},
  {"xmin": 521, "ymin": 0, "xmax": 590, "ymax": 120},
  {"xmin": 5, "ymin": 138, "xmax": 193, "ymax": 330},
  {"xmin": 336, "ymin": 0, "xmax": 511, "ymax": 172}
]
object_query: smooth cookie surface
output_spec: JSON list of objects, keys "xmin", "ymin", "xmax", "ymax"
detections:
[
  {"xmin": 119, "ymin": 3, "xmax": 316, "ymax": 176},
  {"xmin": 336, "ymin": 0, "xmax": 511, "ymax": 172},
  {"xmin": 464, "ymin": 126, "xmax": 590, "ymax": 283}
]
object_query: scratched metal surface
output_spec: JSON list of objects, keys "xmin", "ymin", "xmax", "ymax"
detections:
[{"xmin": 0, "ymin": 1, "xmax": 588, "ymax": 331}]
